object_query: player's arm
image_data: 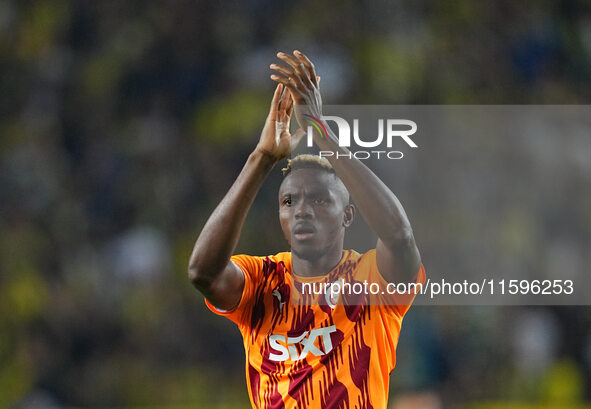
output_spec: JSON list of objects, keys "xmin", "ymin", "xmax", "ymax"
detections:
[
  {"xmin": 270, "ymin": 51, "xmax": 420, "ymax": 284},
  {"xmin": 188, "ymin": 84, "xmax": 304, "ymax": 310}
]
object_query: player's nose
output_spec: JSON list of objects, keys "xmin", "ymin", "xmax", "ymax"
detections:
[{"xmin": 294, "ymin": 198, "xmax": 313, "ymax": 219}]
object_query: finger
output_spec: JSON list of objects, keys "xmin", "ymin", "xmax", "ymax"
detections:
[
  {"xmin": 269, "ymin": 83, "xmax": 283, "ymax": 114},
  {"xmin": 270, "ymin": 63, "xmax": 294, "ymax": 77},
  {"xmin": 317, "ymin": 75, "xmax": 321, "ymax": 84},
  {"xmin": 277, "ymin": 86, "xmax": 292, "ymax": 118},
  {"xmin": 272, "ymin": 66, "xmax": 309, "ymax": 95},
  {"xmin": 285, "ymin": 92, "xmax": 294, "ymax": 114},
  {"xmin": 272, "ymin": 63, "xmax": 310, "ymax": 90},
  {"xmin": 270, "ymin": 74, "xmax": 305, "ymax": 101},
  {"xmin": 278, "ymin": 87, "xmax": 288, "ymax": 110},
  {"xmin": 275, "ymin": 88, "xmax": 289, "ymax": 144},
  {"xmin": 283, "ymin": 93, "xmax": 294, "ymax": 127},
  {"xmin": 294, "ymin": 50, "xmax": 317, "ymax": 85},
  {"xmin": 279, "ymin": 81, "xmax": 287, "ymax": 101},
  {"xmin": 278, "ymin": 85, "xmax": 292, "ymax": 112},
  {"xmin": 277, "ymin": 52, "xmax": 310, "ymax": 82},
  {"xmin": 270, "ymin": 74, "xmax": 294, "ymax": 90}
]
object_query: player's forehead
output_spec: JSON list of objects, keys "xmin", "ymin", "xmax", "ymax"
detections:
[{"xmin": 279, "ymin": 168, "xmax": 335, "ymax": 196}]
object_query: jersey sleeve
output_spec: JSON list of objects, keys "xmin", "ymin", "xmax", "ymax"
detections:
[
  {"xmin": 360, "ymin": 249, "xmax": 426, "ymax": 316},
  {"xmin": 204, "ymin": 254, "xmax": 264, "ymax": 328}
]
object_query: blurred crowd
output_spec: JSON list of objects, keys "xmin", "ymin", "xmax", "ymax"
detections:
[{"xmin": 1, "ymin": 0, "xmax": 591, "ymax": 407}]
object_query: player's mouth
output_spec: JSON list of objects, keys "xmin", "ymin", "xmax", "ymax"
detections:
[{"xmin": 292, "ymin": 223, "xmax": 316, "ymax": 241}]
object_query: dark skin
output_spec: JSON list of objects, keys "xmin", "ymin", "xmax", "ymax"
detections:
[
  {"xmin": 189, "ymin": 51, "xmax": 421, "ymax": 310},
  {"xmin": 279, "ymin": 168, "xmax": 354, "ymax": 277}
]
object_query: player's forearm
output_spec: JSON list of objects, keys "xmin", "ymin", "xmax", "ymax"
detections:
[
  {"xmin": 315, "ymin": 126, "xmax": 415, "ymax": 247},
  {"xmin": 188, "ymin": 149, "xmax": 276, "ymax": 286}
]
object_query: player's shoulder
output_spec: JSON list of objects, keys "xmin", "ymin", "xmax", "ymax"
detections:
[
  {"xmin": 345, "ymin": 248, "xmax": 376, "ymax": 264},
  {"xmin": 341, "ymin": 248, "xmax": 379, "ymax": 280},
  {"xmin": 268, "ymin": 251, "xmax": 292, "ymax": 263},
  {"xmin": 231, "ymin": 251, "xmax": 292, "ymax": 272},
  {"xmin": 246, "ymin": 251, "xmax": 291, "ymax": 265}
]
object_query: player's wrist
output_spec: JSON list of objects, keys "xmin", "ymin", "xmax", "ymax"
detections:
[{"xmin": 251, "ymin": 147, "xmax": 281, "ymax": 167}]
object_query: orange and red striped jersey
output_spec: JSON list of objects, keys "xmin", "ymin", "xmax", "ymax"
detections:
[{"xmin": 206, "ymin": 249, "xmax": 426, "ymax": 409}]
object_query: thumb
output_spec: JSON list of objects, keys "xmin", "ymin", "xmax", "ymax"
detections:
[{"xmin": 290, "ymin": 128, "xmax": 306, "ymax": 151}]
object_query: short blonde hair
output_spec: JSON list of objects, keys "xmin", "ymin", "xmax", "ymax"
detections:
[{"xmin": 282, "ymin": 154, "xmax": 334, "ymax": 176}]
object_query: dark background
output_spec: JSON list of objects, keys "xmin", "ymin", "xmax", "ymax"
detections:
[{"xmin": 1, "ymin": 0, "xmax": 591, "ymax": 408}]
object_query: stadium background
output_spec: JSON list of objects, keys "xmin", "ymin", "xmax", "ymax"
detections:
[{"xmin": 1, "ymin": 0, "xmax": 591, "ymax": 408}]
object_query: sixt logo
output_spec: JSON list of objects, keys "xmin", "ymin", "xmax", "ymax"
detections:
[
  {"xmin": 268, "ymin": 325, "xmax": 337, "ymax": 362},
  {"xmin": 305, "ymin": 115, "xmax": 418, "ymax": 160}
]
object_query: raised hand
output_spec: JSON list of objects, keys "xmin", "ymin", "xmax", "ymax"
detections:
[
  {"xmin": 270, "ymin": 50, "xmax": 322, "ymax": 134},
  {"xmin": 256, "ymin": 83, "xmax": 306, "ymax": 161}
]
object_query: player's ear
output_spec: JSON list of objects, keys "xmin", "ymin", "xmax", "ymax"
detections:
[{"xmin": 343, "ymin": 204, "xmax": 355, "ymax": 227}]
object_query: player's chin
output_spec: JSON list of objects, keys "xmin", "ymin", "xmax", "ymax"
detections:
[{"xmin": 291, "ymin": 242, "xmax": 325, "ymax": 262}]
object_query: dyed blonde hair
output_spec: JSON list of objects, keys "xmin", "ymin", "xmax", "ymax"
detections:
[{"xmin": 281, "ymin": 154, "xmax": 334, "ymax": 176}]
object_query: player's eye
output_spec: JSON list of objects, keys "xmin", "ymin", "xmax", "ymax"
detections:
[
  {"xmin": 282, "ymin": 198, "xmax": 292, "ymax": 206},
  {"xmin": 314, "ymin": 198, "xmax": 327, "ymax": 205}
]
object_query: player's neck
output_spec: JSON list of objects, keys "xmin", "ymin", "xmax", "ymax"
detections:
[{"xmin": 292, "ymin": 247, "xmax": 344, "ymax": 277}]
